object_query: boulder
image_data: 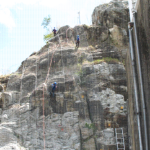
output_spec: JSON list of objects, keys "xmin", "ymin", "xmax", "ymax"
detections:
[
  {"xmin": 82, "ymin": 138, "xmax": 96, "ymax": 150},
  {"xmin": 7, "ymin": 74, "xmax": 21, "ymax": 92},
  {"xmin": 96, "ymin": 128, "xmax": 116, "ymax": 149},
  {"xmin": 92, "ymin": 0, "xmax": 129, "ymax": 30},
  {"xmin": 83, "ymin": 25, "xmax": 109, "ymax": 46},
  {"xmin": 1, "ymin": 92, "xmax": 12, "ymax": 108},
  {"xmin": 22, "ymin": 73, "xmax": 36, "ymax": 96},
  {"xmin": 109, "ymin": 25, "xmax": 128, "ymax": 47}
]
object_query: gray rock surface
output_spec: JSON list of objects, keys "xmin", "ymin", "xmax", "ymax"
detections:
[
  {"xmin": 92, "ymin": 0, "xmax": 129, "ymax": 30},
  {"xmin": 0, "ymin": 1, "xmax": 129, "ymax": 149}
]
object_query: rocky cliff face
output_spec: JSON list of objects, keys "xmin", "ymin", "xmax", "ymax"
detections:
[
  {"xmin": 0, "ymin": 1, "xmax": 129, "ymax": 150},
  {"xmin": 92, "ymin": 0, "xmax": 129, "ymax": 30}
]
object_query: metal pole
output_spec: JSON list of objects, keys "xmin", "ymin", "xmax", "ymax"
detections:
[
  {"xmin": 133, "ymin": 12, "xmax": 148, "ymax": 150},
  {"xmin": 78, "ymin": 12, "xmax": 81, "ymax": 24},
  {"xmin": 128, "ymin": 23, "xmax": 143, "ymax": 150},
  {"xmin": 128, "ymin": 0, "xmax": 133, "ymax": 21}
]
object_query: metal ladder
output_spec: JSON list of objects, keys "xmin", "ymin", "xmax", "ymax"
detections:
[{"xmin": 115, "ymin": 128, "xmax": 125, "ymax": 150}]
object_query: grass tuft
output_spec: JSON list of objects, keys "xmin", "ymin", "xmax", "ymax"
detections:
[
  {"xmin": 93, "ymin": 57, "xmax": 120, "ymax": 64},
  {"xmin": 82, "ymin": 57, "xmax": 120, "ymax": 65}
]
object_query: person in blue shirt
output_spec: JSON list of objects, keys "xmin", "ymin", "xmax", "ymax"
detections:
[
  {"xmin": 50, "ymin": 82, "xmax": 57, "ymax": 97},
  {"xmin": 53, "ymin": 27, "xmax": 57, "ymax": 36},
  {"xmin": 76, "ymin": 35, "xmax": 80, "ymax": 48}
]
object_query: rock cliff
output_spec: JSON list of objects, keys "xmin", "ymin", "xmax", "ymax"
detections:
[
  {"xmin": 92, "ymin": 0, "xmax": 129, "ymax": 31},
  {"xmin": 0, "ymin": 0, "xmax": 129, "ymax": 150}
]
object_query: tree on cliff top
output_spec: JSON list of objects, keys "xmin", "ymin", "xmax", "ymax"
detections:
[
  {"xmin": 41, "ymin": 15, "xmax": 51, "ymax": 29},
  {"xmin": 41, "ymin": 15, "xmax": 53, "ymax": 42}
]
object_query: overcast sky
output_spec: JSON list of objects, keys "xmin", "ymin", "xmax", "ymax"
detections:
[{"xmin": 0, "ymin": 0, "xmax": 111, "ymax": 74}]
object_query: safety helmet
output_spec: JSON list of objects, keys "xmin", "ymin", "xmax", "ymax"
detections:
[{"xmin": 54, "ymin": 82, "xmax": 57, "ymax": 85}]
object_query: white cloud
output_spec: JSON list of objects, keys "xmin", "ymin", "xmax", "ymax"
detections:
[
  {"xmin": 17, "ymin": 6, "xmax": 23, "ymax": 10},
  {"xmin": 0, "ymin": 0, "xmax": 111, "ymax": 29},
  {"xmin": 0, "ymin": 7, "xmax": 16, "ymax": 29},
  {"xmin": 0, "ymin": 0, "xmax": 65, "ymax": 29},
  {"xmin": 0, "ymin": 0, "xmax": 40, "ymax": 7},
  {"xmin": 0, "ymin": 0, "xmax": 65, "ymax": 9},
  {"xmin": 0, "ymin": 0, "xmax": 40, "ymax": 29},
  {"xmin": 39, "ymin": 0, "xmax": 70, "ymax": 8}
]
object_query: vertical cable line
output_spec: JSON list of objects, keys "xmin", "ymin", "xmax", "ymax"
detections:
[
  {"xmin": 19, "ymin": 61, "xmax": 26, "ymax": 147},
  {"xmin": 72, "ymin": 26, "xmax": 89, "ymax": 149},
  {"xmin": 42, "ymin": 34, "xmax": 62, "ymax": 149},
  {"xmin": 35, "ymin": 52, "xmax": 38, "ymax": 148},
  {"xmin": 59, "ymin": 34, "xmax": 64, "ymax": 127},
  {"xmin": 74, "ymin": 25, "xmax": 100, "ymax": 150},
  {"xmin": 85, "ymin": 26, "xmax": 99, "ymax": 150},
  {"xmin": 44, "ymin": 34, "xmax": 70, "ymax": 148}
]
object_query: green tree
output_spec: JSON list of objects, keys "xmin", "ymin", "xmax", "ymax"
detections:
[
  {"xmin": 41, "ymin": 15, "xmax": 51, "ymax": 29},
  {"xmin": 43, "ymin": 32, "xmax": 53, "ymax": 42},
  {"xmin": 41, "ymin": 15, "xmax": 53, "ymax": 42}
]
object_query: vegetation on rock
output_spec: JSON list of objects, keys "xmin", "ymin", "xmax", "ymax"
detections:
[{"xmin": 41, "ymin": 15, "xmax": 53, "ymax": 42}]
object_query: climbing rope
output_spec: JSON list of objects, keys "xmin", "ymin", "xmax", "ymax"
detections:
[
  {"xmin": 26, "ymin": 24, "xmax": 105, "ymax": 149},
  {"xmin": 42, "ymin": 42, "xmax": 60, "ymax": 150},
  {"xmin": 41, "ymin": 33, "xmax": 73, "ymax": 149},
  {"xmin": 19, "ymin": 25, "xmax": 101, "ymax": 149},
  {"xmin": 42, "ymin": 85, "xmax": 46, "ymax": 150},
  {"xmin": 19, "ymin": 60, "xmax": 26, "ymax": 144},
  {"xmin": 27, "ymin": 33, "xmax": 71, "ymax": 149}
]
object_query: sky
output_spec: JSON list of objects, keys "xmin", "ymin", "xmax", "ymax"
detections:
[{"xmin": 0, "ymin": 0, "xmax": 111, "ymax": 75}]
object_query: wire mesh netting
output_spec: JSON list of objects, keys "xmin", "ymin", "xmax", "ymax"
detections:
[{"xmin": 0, "ymin": 1, "xmax": 130, "ymax": 150}]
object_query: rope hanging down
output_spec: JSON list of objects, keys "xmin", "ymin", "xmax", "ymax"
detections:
[
  {"xmin": 41, "ymin": 31, "xmax": 75, "ymax": 149},
  {"xmin": 42, "ymin": 42, "xmax": 60, "ymax": 150}
]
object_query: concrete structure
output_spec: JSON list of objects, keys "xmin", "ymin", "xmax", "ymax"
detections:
[{"xmin": 127, "ymin": 0, "xmax": 150, "ymax": 149}]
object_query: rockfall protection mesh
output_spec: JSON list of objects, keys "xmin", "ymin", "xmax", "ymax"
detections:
[{"xmin": 6, "ymin": 2, "xmax": 129, "ymax": 150}]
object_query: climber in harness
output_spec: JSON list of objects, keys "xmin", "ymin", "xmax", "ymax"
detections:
[
  {"xmin": 53, "ymin": 27, "xmax": 57, "ymax": 36},
  {"xmin": 76, "ymin": 35, "xmax": 80, "ymax": 48},
  {"xmin": 50, "ymin": 82, "xmax": 57, "ymax": 97}
]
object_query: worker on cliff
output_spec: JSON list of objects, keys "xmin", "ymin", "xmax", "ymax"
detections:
[
  {"xmin": 76, "ymin": 35, "xmax": 80, "ymax": 48},
  {"xmin": 52, "ymin": 27, "xmax": 57, "ymax": 36},
  {"xmin": 50, "ymin": 82, "xmax": 57, "ymax": 97}
]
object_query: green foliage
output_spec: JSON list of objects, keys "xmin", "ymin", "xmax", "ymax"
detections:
[
  {"xmin": 41, "ymin": 15, "xmax": 52, "ymax": 43},
  {"xmin": 85, "ymin": 123, "xmax": 95, "ymax": 129},
  {"xmin": 41, "ymin": 15, "xmax": 51, "ymax": 29},
  {"xmin": 82, "ymin": 57, "xmax": 120, "ymax": 65},
  {"xmin": 85, "ymin": 123, "xmax": 97, "ymax": 133},
  {"xmin": 93, "ymin": 57, "xmax": 120, "ymax": 64},
  {"xmin": 44, "ymin": 32, "xmax": 54, "ymax": 42}
]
